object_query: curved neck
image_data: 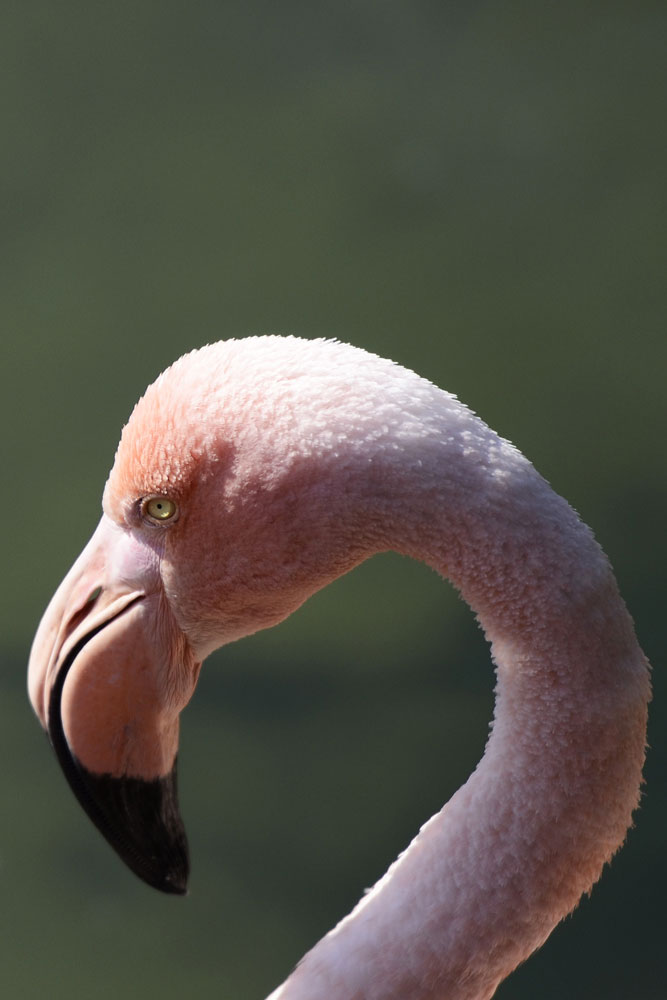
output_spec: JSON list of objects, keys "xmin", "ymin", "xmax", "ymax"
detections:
[{"xmin": 268, "ymin": 402, "xmax": 649, "ymax": 1000}]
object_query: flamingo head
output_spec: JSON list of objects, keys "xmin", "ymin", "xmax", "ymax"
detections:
[{"xmin": 28, "ymin": 337, "xmax": 391, "ymax": 893}]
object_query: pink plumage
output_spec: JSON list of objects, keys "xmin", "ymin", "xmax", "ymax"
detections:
[{"xmin": 28, "ymin": 337, "xmax": 650, "ymax": 999}]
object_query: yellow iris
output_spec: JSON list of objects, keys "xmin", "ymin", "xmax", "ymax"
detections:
[{"xmin": 143, "ymin": 496, "xmax": 178, "ymax": 522}]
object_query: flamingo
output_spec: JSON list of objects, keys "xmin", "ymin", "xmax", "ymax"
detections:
[{"xmin": 28, "ymin": 336, "xmax": 649, "ymax": 1000}]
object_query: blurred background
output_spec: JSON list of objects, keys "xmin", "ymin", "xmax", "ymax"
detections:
[{"xmin": 2, "ymin": 2, "xmax": 665, "ymax": 997}]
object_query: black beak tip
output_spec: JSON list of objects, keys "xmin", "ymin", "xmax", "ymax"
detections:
[
  {"xmin": 154, "ymin": 868, "xmax": 189, "ymax": 896},
  {"xmin": 142, "ymin": 861, "xmax": 189, "ymax": 896},
  {"xmin": 75, "ymin": 766, "xmax": 191, "ymax": 895},
  {"xmin": 46, "ymin": 728, "xmax": 191, "ymax": 894}
]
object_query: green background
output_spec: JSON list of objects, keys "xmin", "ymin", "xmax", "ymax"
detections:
[{"xmin": 2, "ymin": 2, "xmax": 665, "ymax": 998}]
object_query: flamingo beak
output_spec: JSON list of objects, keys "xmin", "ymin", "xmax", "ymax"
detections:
[{"xmin": 28, "ymin": 516, "xmax": 201, "ymax": 894}]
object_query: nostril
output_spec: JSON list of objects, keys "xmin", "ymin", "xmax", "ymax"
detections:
[{"xmin": 60, "ymin": 586, "xmax": 104, "ymax": 652}]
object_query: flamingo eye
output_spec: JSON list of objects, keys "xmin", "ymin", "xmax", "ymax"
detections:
[{"xmin": 142, "ymin": 496, "xmax": 178, "ymax": 524}]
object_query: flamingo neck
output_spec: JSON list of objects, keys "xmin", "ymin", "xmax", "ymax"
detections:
[{"xmin": 266, "ymin": 393, "xmax": 648, "ymax": 1000}]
